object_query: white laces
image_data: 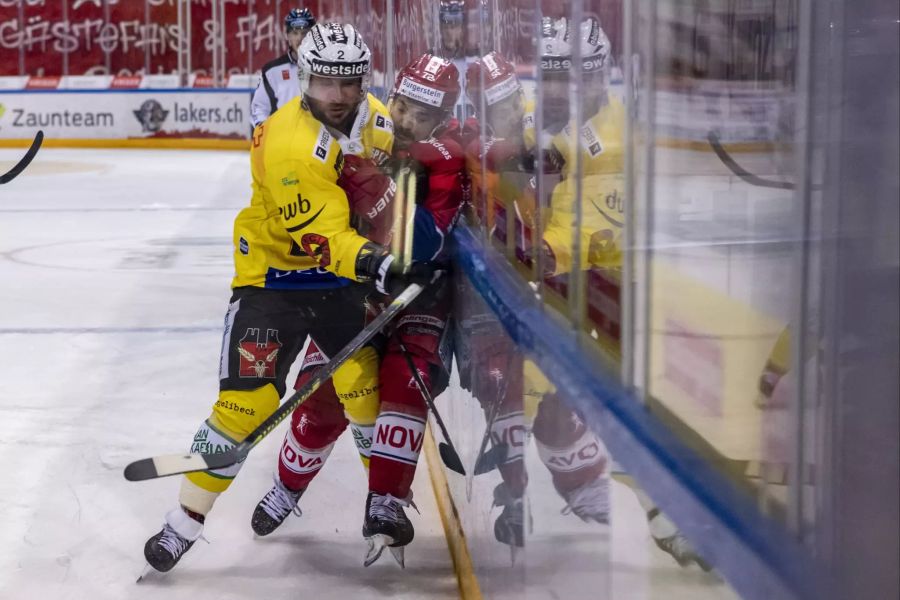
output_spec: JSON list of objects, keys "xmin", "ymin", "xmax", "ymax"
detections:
[
  {"xmin": 369, "ymin": 493, "xmax": 418, "ymax": 520},
  {"xmin": 260, "ymin": 477, "xmax": 303, "ymax": 521},
  {"xmin": 562, "ymin": 477, "xmax": 610, "ymax": 522},
  {"xmin": 157, "ymin": 524, "xmax": 202, "ymax": 557}
]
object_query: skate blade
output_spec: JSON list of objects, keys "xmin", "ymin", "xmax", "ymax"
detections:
[
  {"xmin": 509, "ymin": 544, "xmax": 520, "ymax": 567},
  {"xmin": 389, "ymin": 545, "xmax": 405, "ymax": 569},
  {"xmin": 136, "ymin": 563, "xmax": 156, "ymax": 583},
  {"xmin": 697, "ymin": 558, "xmax": 714, "ymax": 573},
  {"xmin": 364, "ymin": 534, "xmax": 393, "ymax": 567}
]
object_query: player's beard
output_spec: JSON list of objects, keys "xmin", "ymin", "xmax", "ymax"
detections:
[
  {"xmin": 323, "ymin": 102, "xmax": 353, "ymax": 129},
  {"xmin": 308, "ymin": 96, "xmax": 358, "ymax": 135},
  {"xmin": 393, "ymin": 126, "xmax": 415, "ymax": 151},
  {"xmin": 441, "ymin": 28, "xmax": 464, "ymax": 59},
  {"xmin": 543, "ymin": 96, "xmax": 570, "ymax": 134}
]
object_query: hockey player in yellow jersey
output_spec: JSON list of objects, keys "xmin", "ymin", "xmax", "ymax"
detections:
[
  {"xmin": 525, "ymin": 16, "xmax": 626, "ymax": 277},
  {"xmin": 467, "ymin": 19, "xmax": 710, "ymax": 571},
  {"xmin": 141, "ymin": 22, "xmax": 424, "ymax": 574}
]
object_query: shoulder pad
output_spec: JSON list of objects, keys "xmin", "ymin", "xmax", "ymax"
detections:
[
  {"xmin": 366, "ymin": 92, "xmax": 390, "ymax": 116},
  {"xmin": 366, "ymin": 94, "xmax": 394, "ymax": 133},
  {"xmin": 372, "ymin": 112, "xmax": 394, "ymax": 134},
  {"xmin": 285, "ymin": 108, "xmax": 342, "ymax": 180},
  {"xmin": 409, "ymin": 136, "xmax": 464, "ymax": 166}
]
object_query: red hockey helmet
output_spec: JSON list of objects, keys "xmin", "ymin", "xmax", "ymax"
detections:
[
  {"xmin": 465, "ymin": 51, "xmax": 522, "ymax": 108},
  {"xmin": 391, "ymin": 53, "xmax": 461, "ymax": 114}
]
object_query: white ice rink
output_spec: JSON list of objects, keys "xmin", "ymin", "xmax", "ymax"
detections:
[
  {"xmin": 0, "ymin": 148, "xmax": 457, "ymax": 600},
  {"xmin": 0, "ymin": 147, "xmax": 738, "ymax": 600}
]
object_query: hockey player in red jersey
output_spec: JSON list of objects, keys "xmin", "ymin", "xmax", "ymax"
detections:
[
  {"xmin": 464, "ymin": 51, "xmax": 534, "ymax": 256},
  {"xmin": 463, "ymin": 32, "xmax": 711, "ymax": 570},
  {"xmin": 464, "ymin": 48, "xmax": 613, "ymax": 551},
  {"xmin": 250, "ymin": 53, "xmax": 467, "ymax": 568}
]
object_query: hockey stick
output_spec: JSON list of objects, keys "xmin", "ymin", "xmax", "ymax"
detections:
[
  {"xmin": 707, "ymin": 131, "xmax": 797, "ymax": 190},
  {"xmin": 398, "ymin": 340, "xmax": 465, "ymax": 475},
  {"xmin": 124, "ymin": 282, "xmax": 425, "ymax": 482},
  {"xmin": 471, "ymin": 353, "xmax": 513, "ymax": 476},
  {"xmin": 466, "ymin": 355, "xmax": 515, "ymax": 498},
  {"xmin": 0, "ymin": 131, "xmax": 43, "ymax": 185}
]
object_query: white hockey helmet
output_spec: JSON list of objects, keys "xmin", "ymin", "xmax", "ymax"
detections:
[
  {"xmin": 297, "ymin": 22, "xmax": 372, "ymax": 99},
  {"xmin": 540, "ymin": 16, "xmax": 611, "ymax": 77}
]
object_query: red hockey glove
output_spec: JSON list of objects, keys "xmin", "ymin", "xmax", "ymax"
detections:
[{"xmin": 339, "ymin": 155, "xmax": 397, "ymax": 245}]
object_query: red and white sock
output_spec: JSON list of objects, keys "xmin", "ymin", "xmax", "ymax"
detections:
[
  {"xmin": 368, "ymin": 351, "xmax": 429, "ymax": 498},
  {"xmin": 277, "ymin": 372, "xmax": 348, "ymax": 491}
]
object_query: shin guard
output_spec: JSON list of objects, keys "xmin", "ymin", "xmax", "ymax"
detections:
[{"xmin": 368, "ymin": 351, "xmax": 429, "ymax": 498}]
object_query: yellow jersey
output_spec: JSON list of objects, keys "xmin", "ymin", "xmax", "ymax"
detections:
[
  {"xmin": 232, "ymin": 94, "xmax": 394, "ymax": 289},
  {"xmin": 524, "ymin": 97, "xmax": 626, "ymax": 273}
]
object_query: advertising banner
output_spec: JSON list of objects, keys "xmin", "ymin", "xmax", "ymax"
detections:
[
  {"xmin": 0, "ymin": 90, "xmax": 251, "ymax": 140},
  {"xmin": 655, "ymin": 80, "xmax": 789, "ymax": 145},
  {"xmin": 0, "ymin": 0, "xmax": 436, "ymax": 83}
]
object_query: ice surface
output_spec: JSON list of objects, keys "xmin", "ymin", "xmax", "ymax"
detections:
[
  {"xmin": 0, "ymin": 147, "xmax": 739, "ymax": 600},
  {"xmin": 0, "ymin": 148, "xmax": 457, "ymax": 600}
]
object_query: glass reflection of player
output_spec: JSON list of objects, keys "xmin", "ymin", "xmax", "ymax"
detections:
[{"xmin": 438, "ymin": 0, "xmax": 466, "ymax": 59}]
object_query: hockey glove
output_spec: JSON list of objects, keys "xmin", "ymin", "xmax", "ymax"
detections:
[
  {"xmin": 484, "ymin": 138, "xmax": 531, "ymax": 173},
  {"xmin": 521, "ymin": 146, "xmax": 566, "ymax": 175},
  {"xmin": 374, "ymin": 256, "xmax": 442, "ymax": 296},
  {"xmin": 340, "ymin": 155, "xmax": 397, "ymax": 245}
]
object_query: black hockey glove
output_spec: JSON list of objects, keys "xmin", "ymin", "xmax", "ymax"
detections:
[
  {"xmin": 521, "ymin": 146, "xmax": 566, "ymax": 175},
  {"xmin": 355, "ymin": 242, "xmax": 442, "ymax": 297},
  {"xmin": 375, "ymin": 256, "xmax": 442, "ymax": 297}
]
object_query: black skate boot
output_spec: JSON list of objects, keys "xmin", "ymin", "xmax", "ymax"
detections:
[
  {"xmin": 142, "ymin": 507, "xmax": 204, "ymax": 575},
  {"xmin": 362, "ymin": 491, "xmax": 415, "ymax": 568},
  {"xmin": 251, "ymin": 477, "xmax": 305, "ymax": 536},
  {"xmin": 492, "ymin": 481, "xmax": 526, "ymax": 548},
  {"xmin": 653, "ymin": 533, "xmax": 713, "ymax": 571},
  {"xmin": 647, "ymin": 508, "xmax": 712, "ymax": 571},
  {"xmin": 560, "ymin": 476, "xmax": 610, "ymax": 524}
]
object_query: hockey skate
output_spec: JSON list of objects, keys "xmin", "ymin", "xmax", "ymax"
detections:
[
  {"xmin": 560, "ymin": 476, "xmax": 610, "ymax": 524},
  {"xmin": 251, "ymin": 476, "xmax": 305, "ymax": 536},
  {"xmin": 654, "ymin": 532, "xmax": 713, "ymax": 571},
  {"xmin": 362, "ymin": 492, "xmax": 415, "ymax": 568},
  {"xmin": 492, "ymin": 482, "xmax": 529, "ymax": 564},
  {"xmin": 647, "ymin": 508, "xmax": 712, "ymax": 571},
  {"xmin": 140, "ymin": 507, "xmax": 204, "ymax": 578}
]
